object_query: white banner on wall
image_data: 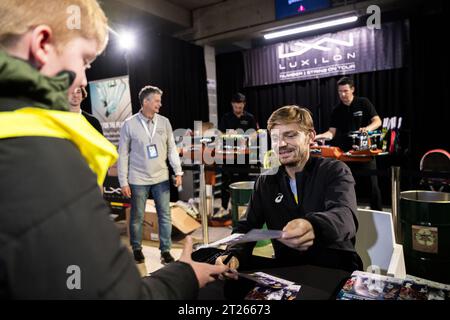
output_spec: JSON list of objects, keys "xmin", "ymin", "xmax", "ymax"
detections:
[
  {"xmin": 89, "ymin": 75, "xmax": 132, "ymax": 146},
  {"xmin": 89, "ymin": 75, "xmax": 132, "ymax": 176}
]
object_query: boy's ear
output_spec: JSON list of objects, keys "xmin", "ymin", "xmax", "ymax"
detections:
[{"xmin": 29, "ymin": 25, "xmax": 54, "ymax": 69}]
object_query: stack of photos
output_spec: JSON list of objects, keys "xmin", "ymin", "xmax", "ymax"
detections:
[
  {"xmin": 337, "ymin": 271, "xmax": 450, "ymax": 300},
  {"xmin": 243, "ymin": 272, "xmax": 301, "ymax": 301}
]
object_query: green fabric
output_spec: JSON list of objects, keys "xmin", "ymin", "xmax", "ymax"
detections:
[
  {"xmin": 255, "ymin": 223, "xmax": 272, "ymax": 248},
  {"xmin": 0, "ymin": 50, "xmax": 72, "ymax": 111}
]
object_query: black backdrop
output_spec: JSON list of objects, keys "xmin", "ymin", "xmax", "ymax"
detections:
[
  {"xmin": 216, "ymin": 2, "xmax": 450, "ymax": 169},
  {"xmin": 84, "ymin": 24, "xmax": 210, "ymax": 203},
  {"xmin": 85, "ymin": 33, "xmax": 209, "ymax": 130}
]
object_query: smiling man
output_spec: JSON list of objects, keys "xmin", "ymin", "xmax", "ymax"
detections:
[
  {"xmin": 118, "ymin": 85, "xmax": 183, "ymax": 265},
  {"xmin": 220, "ymin": 106, "xmax": 362, "ymax": 272}
]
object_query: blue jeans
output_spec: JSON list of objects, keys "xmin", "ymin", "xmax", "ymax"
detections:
[{"xmin": 129, "ymin": 181, "xmax": 172, "ymax": 252}]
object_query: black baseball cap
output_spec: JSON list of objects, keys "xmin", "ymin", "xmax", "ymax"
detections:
[{"xmin": 231, "ymin": 92, "xmax": 246, "ymax": 103}]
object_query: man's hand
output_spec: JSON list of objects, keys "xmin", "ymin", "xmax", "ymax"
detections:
[
  {"xmin": 175, "ymin": 175, "xmax": 183, "ymax": 188},
  {"xmin": 314, "ymin": 134, "xmax": 324, "ymax": 141},
  {"xmin": 279, "ymin": 218, "xmax": 315, "ymax": 251},
  {"xmin": 360, "ymin": 116, "xmax": 382, "ymax": 133},
  {"xmin": 359, "ymin": 127, "xmax": 368, "ymax": 133},
  {"xmin": 121, "ymin": 185, "xmax": 131, "ymax": 198},
  {"xmin": 179, "ymin": 237, "xmax": 229, "ymax": 288},
  {"xmin": 215, "ymin": 254, "xmax": 239, "ymax": 280}
]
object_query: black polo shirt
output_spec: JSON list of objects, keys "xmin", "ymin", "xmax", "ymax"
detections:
[
  {"xmin": 233, "ymin": 157, "xmax": 361, "ymax": 272},
  {"xmin": 219, "ymin": 111, "xmax": 257, "ymax": 133},
  {"xmin": 330, "ymin": 97, "xmax": 378, "ymax": 151}
]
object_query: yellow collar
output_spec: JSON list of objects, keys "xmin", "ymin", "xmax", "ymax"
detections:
[{"xmin": 0, "ymin": 107, "xmax": 118, "ymax": 186}]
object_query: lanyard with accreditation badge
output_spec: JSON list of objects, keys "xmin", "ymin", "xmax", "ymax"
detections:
[{"xmin": 140, "ymin": 114, "xmax": 159, "ymax": 159}]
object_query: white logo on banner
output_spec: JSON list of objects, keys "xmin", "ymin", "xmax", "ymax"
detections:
[
  {"xmin": 103, "ymin": 187, "xmax": 122, "ymax": 195},
  {"xmin": 278, "ymin": 34, "xmax": 354, "ymax": 59}
]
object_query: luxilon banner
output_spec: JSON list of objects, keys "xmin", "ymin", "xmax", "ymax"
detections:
[{"xmin": 243, "ymin": 21, "xmax": 406, "ymax": 86}]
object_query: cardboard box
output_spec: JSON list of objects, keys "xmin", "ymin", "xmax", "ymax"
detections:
[{"xmin": 125, "ymin": 200, "xmax": 201, "ymax": 241}]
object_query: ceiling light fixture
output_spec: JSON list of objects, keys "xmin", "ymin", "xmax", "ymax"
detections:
[{"xmin": 264, "ymin": 15, "xmax": 358, "ymax": 40}]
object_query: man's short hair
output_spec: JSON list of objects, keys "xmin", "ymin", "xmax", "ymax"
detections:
[
  {"xmin": 138, "ymin": 85, "xmax": 163, "ymax": 106},
  {"xmin": 267, "ymin": 105, "xmax": 314, "ymax": 133},
  {"xmin": 0, "ymin": 0, "xmax": 108, "ymax": 54},
  {"xmin": 337, "ymin": 77, "xmax": 355, "ymax": 88},
  {"xmin": 231, "ymin": 92, "xmax": 246, "ymax": 103}
]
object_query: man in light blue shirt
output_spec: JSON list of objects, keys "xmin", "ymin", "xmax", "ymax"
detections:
[{"xmin": 118, "ymin": 85, "xmax": 183, "ymax": 264}]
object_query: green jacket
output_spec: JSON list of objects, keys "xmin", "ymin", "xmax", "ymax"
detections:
[
  {"xmin": 0, "ymin": 51, "xmax": 199, "ymax": 299},
  {"xmin": 0, "ymin": 50, "xmax": 71, "ymax": 111}
]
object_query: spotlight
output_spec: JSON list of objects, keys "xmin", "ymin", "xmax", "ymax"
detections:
[{"xmin": 118, "ymin": 31, "xmax": 136, "ymax": 50}]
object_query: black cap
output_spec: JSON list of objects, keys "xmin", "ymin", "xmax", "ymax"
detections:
[{"xmin": 231, "ymin": 92, "xmax": 246, "ymax": 103}]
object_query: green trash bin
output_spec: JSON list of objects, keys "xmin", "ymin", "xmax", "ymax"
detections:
[
  {"xmin": 229, "ymin": 181, "xmax": 270, "ymax": 247},
  {"xmin": 229, "ymin": 181, "xmax": 254, "ymax": 226},
  {"xmin": 400, "ymin": 190, "xmax": 450, "ymax": 284}
]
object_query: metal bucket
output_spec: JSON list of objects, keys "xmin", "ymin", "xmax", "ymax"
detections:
[{"xmin": 400, "ymin": 190, "xmax": 450, "ymax": 283}]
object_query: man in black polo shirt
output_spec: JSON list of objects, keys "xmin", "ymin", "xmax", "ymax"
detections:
[
  {"xmin": 217, "ymin": 106, "xmax": 362, "ymax": 273},
  {"xmin": 316, "ymin": 77, "xmax": 383, "ymax": 210},
  {"xmin": 219, "ymin": 93, "xmax": 257, "ymax": 133},
  {"xmin": 218, "ymin": 93, "xmax": 258, "ymax": 217}
]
